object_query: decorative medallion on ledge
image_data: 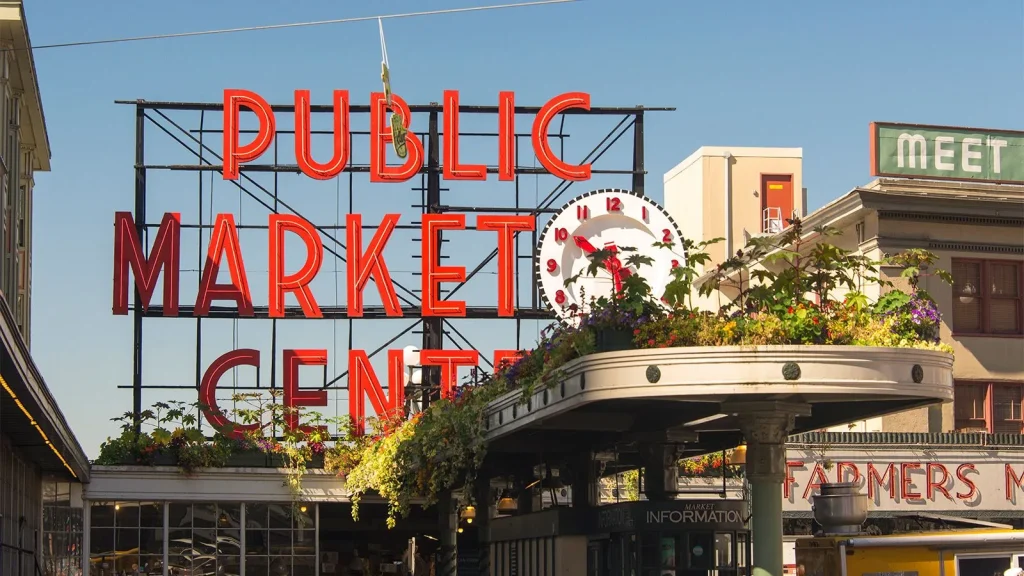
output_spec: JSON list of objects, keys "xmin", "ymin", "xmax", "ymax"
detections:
[
  {"xmin": 782, "ymin": 362, "xmax": 802, "ymax": 381},
  {"xmin": 646, "ymin": 365, "xmax": 662, "ymax": 383},
  {"xmin": 912, "ymin": 364, "xmax": 924, "ymax": 383}
]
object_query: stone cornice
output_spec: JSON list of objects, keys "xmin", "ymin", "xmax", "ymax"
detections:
[
  {"xmin": 877, "ymin": 210, "xmax": 1024, "ymax": 228},
  {"xmin": 876, "ymin": 236, "xmax": 1024, "ymax": 256},
  {"xmin": 789, "ymin": 431, "xmax": 1024, "ymax": 448}
]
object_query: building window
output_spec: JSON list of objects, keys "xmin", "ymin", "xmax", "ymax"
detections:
[
  {"xmin": 42, "ymin": 482, "xmax": 83, "ymax": 576},
  {"xmin": 954, "ymin": 381, "xmax": 1024, "ymax": 434},
  {"xmin": 245, "ymin": 503, "xmax": 316, "ymax": 576},
  {"xmin": 952, "ymin": 259, "xmax": 1023, "ymax": 335}
]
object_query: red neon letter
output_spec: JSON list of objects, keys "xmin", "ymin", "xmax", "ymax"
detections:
[
  {"xmin": 199, "ymin": 349, "xmax": 261, "ymax": 438},
  {"xmin": 477, "ymin": 215, "xmax": 535, "ymax": 317},
  {"xmin": 112, "ymin": 212, "xmax": 180, "ymax": 316},
  {"xmin": 195, "ymin": 214, "xmax": 253, "ymax": 317},
  {"xmin": 283, "ymin": 349, "xmax": 329, "ymax": 432},
  {"xmin": 347, "ymin": 214, "xmax": 402, "ymax": 317},
  {"xmin": 223, "ymin": 89, "xmax": 275, "ymax": 180},
  {"xmin": 443, "ymin": 90, "xmax": 486, "ymax": 180},
  {"xmin": 784, "ymin": 461, "xmax": 802, "ymax": 499},
  {"xmin": 900, "ymin": 463, "xmax": 923, "ymax": 500},
  {"xmin": 421, "ymin": 214, "xmax": 467, "ymax": 316},
  {"xmin": 836, "ymin": 462, "xmax": 861, "ymax": 484},
  {"xmin": 868, "ymin": 463, "xmax": 896, "ymax": 500},
  {"xmin": 926, "ymin": 463, "xmax": 952, "ymax": 501},
  {"xmin": 531, "ymin": 92, "xmax": 592, "ymax": 181},
  {"xmin": 370, "ymin": 92, "xmax": 423, "ymax": 182},
  {"xmin": 420, "ymin": 349, "xmax": 479, "ymax": 399},
  {"xmin": 498, "ymin": 91, "xmax": 515, "ymax": 181},
  {"xmin": 268, "ymin": 214, "xmax": 323, "ymax": 319},
  {"xmin": 294, "ymin": 89, "xmax": 350, "ymax": 180},
  {"xmin": 1007, "ymin": 464, "xmax": 1024, "ymax": 502},
  {"xmin": 494, "ymin": 350, "xmax": 524, "ymax": 371},
  {"xmin": 348, "ymin": 349, "xmax": 405, "ymax": 436},
  {"xmin": 956, "ymin": 463, "xmax": 978, "ymax": 500},
  {"xmin": 802, "ymin": 463, "xmax": 830, "ymax": 500}
]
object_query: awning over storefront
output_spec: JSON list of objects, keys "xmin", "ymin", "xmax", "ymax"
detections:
[{"xmin": 0, "ymin": 296, "xmax": 89, "ymax": 481}]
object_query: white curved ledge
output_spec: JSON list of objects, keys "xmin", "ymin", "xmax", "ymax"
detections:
[{"xmin": 483, "ymin": 345, "xmax": 953, "ymax": 441}]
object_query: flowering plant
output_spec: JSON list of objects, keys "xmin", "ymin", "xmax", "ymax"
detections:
[
  {"xmin": 95, "ymin": 392, "xmax": 335, "ymax": 519},
  {"xmin": 325, "ymin": 380, "xmax": 508, "ymax": 528},
  {"xmin": 678, "ymin": 452, "xmax": 743, "ymax": 479}
]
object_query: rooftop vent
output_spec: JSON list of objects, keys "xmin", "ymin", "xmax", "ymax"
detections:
[{"xmin": 811, "ymin": 482, "xmax": 868, "ymax": 536}]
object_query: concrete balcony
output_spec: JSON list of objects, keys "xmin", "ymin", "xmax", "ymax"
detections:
[{"xmin": 483, "ymin": 345, "xmax": 953, "ymax": 457}]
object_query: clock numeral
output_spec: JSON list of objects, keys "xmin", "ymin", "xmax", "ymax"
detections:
[
  {"xmin": 546, "ymin": 259, "xmax": 558, "ymax": 273},
  {"xmin": 672, "ymin": 260, "xmax": 680, "ymax": 268},
  {"xmin": 606, "ymin": 197, "xmax": 623, "ymax": 212},
  {"xmin": 554, "ymin": 228, "xmax": 568, "ymax": 242},
  {"xmin": 642, "ymin": 206, "xmax": 649, "ymax": 221},
  {"xmin": 554, "ymin": 290, "xmax": 567, "ymax": 305},
  {"xmin": 577, "ymin": 205, "xmax": 589, "ymax": 220},
  {"xmin": 662, "ymin": 228, "xmax": 673, "ymax": 242}
]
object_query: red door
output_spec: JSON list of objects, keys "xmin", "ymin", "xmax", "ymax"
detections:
[{"xmin": 761, "ymin": 175, "xmax": 794, "ymax": 232}]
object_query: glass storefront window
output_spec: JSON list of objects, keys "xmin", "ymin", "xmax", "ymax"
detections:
[
  {"xmin": 89, "ymin": 501, "xmax": 316, "ymax": 576},
  {"xmin": 243, "ymin": 503, "xmax": 316, "ymax": 576},
  {"xmin": 714, "ymin": 533, "xmax": 734, "ymax": 568},
  {"xmin": 43, "ymin": 481, "xmax": 84, "ymax": 576},
  {"xmin": 166, "ymin": 502, "xmax": 242, "ymax": 575}
]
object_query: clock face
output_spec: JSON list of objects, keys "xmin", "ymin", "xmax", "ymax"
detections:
[{"xmin": 536, "ymin": 189, "xmax": 686, "ymax": 323}]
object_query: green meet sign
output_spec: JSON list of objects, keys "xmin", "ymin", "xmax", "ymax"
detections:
[{"xmin": 870, "ymin": 122, "xmax": 1024, "ymax": 184}]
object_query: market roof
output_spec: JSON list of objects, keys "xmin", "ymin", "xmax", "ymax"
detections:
[{"xmin": 0, "ymin": 293, "xmax": 89, "ymax": 482}]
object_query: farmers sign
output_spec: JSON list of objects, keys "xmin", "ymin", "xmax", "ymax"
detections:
[{"xmin": 783, "ymin": 448, "xmax": 1024, "ymax": 513}]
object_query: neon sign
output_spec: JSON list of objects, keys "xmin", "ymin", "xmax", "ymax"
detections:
[{"xmin": 114, "ymin": 89, "xmax": 593, "ymax": 436}]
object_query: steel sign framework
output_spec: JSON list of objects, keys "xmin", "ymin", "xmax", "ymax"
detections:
[{"xmin": 114, "ymin": 96, "xmax": 673, "ymax": 434}]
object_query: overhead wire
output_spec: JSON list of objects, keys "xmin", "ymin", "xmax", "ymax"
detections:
[{"xmin": 25, "ymin": 0, "xmax": 579, "ymax": 51}]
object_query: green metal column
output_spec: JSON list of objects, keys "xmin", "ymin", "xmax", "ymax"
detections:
[
  {"xmin": 750, "ymin": 474, "xmax": 784, "ymax": 575},
  {"xmin": 723, "ymin": 401, "xmax": 810, "ymax": 576},
  {"xmin": 438, "ymin": 493, "xmax": 458, "ymax": 576}
]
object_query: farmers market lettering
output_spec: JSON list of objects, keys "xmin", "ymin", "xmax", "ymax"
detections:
[{"xmin": 785, "ymin": 460, "xmax": 1024, "ymax": 503}]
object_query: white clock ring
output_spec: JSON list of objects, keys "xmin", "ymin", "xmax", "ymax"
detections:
[{"xmin": 535, "ymin": 189, "xmax": 686, "ymax": 324}]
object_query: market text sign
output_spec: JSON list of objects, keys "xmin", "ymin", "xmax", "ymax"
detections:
[
  {"xmin": 224, "ymin": 89, "xmax": 592, "ymax": 182},
  {"xmin": 869, "ymin": 121, "xmax": 1024, "ymax": 184},
  {"xmin": 783, "ymin": 456, "xmax": 1024, "ymax": 509},
  {"xmin": 113, "ymin": 88, "xmax": 594, "ymax": 436}
]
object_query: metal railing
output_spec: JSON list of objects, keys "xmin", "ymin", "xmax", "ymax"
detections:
[{"xmin": 763, "ymin": 206, "xmax": 783, "ymax": 234}]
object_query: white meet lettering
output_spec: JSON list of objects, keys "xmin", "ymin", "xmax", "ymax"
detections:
[
  {"xmin": 961, "ymin": 137, "xmax": 982, "ymax": 173},
  {"xmin": 897, "ymin": 133, "xmax": 927, "ymax": 168},
  {"xmin": 988, "ymin": 137, "xmax": 1007, "ymax": 173},
  {"xmin": 934, "ymin": 136, "xmax": 955, "ymax": 170},
  {"xmin": 894, "ymin": 131, "xmax": 1009, "ymax": 175}
]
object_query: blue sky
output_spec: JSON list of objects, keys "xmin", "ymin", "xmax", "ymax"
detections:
[{"xmin": 26, "ymin": 0, "xmax": 1024, "ymax": 457}]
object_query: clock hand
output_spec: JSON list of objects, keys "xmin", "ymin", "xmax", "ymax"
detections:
[{"xmin": 573, "ymin": 235, "xmax": 598, "ymax": 254}]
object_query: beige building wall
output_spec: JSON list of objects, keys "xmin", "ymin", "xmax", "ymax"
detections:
[
  {"xmin": 0, "ymin": 2, "xmax": 50, "ymax": 348},
  {"xmin": 664, "ymin": 147, "xmax": 803, "ymax": 268}
]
